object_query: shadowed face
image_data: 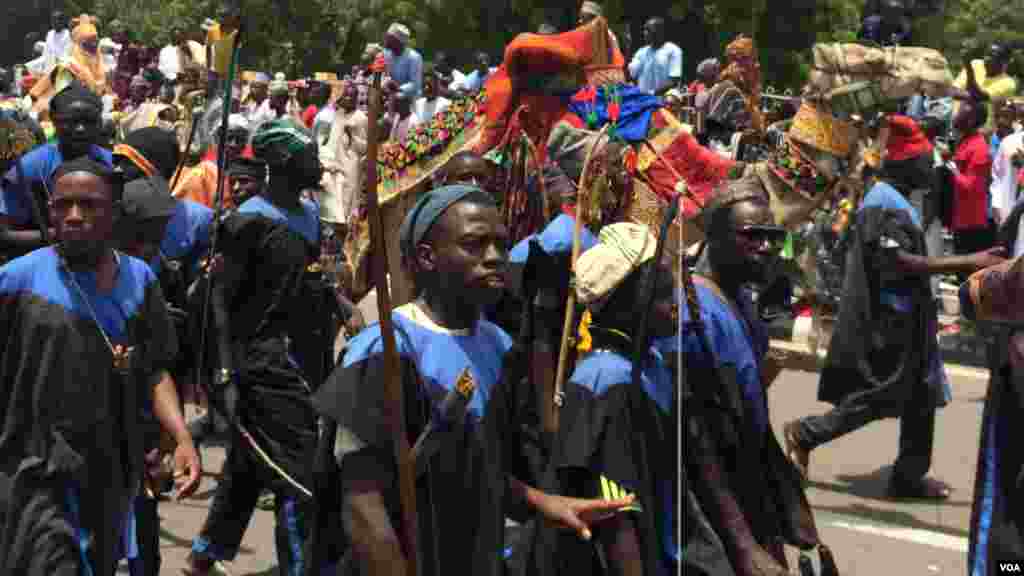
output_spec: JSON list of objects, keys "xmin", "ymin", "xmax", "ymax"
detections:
[
  {"xmin": 50, "ymin": 171, "xmax": 115, "ymax": 264},
  {"xmin": 710, "ymin": 198, "xmax": 784, "ymax": 286},
  {"xmin": 53, "ymin": 100, "xmax": 102, "ymax": 158}
]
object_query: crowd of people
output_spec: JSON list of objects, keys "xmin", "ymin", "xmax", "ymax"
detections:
[{"xmin": 3, "ymin": 2, "xmax": 1024, "ymax": 576}]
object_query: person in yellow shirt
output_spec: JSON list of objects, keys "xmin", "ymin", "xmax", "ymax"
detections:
[
  {"xmin": 205, "ymin": 4, "xmax": 241, "ymax": 94},
  {"xmin": 954, "ymin": 44, "xmax": 1017, "ymax": 133}
]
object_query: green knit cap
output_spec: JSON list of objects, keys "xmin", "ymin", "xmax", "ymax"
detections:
[{"xmin": 251, "ymin": 119, "xmax": 314, "ymax": 166}]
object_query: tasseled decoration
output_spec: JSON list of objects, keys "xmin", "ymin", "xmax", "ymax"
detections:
[{"xmin": 576, "ymin": 309, "xmax": 593, "ymax": 353}]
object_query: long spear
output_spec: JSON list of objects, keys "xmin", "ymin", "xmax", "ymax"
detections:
[
  {"xmin": 549, "ymin": 124, "xmax": 610, "ymax": 434},
  {"xmin": 364, "ymin": 60, "xmax": 421, "ymax": 575},
  {"xmin": 189, "ymin": 14, "xmax": 313, "ymax": 499}
]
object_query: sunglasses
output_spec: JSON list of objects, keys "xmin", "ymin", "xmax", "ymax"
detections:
[{"xmin": 736, "ymin": 224, "xmax": 787, "ymax": 245}]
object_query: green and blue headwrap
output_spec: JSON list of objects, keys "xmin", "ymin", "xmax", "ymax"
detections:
[{"xmin": 251, "ymin": 118, "xmax": 314, "ymax": 166}]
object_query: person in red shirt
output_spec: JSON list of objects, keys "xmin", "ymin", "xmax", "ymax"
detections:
[{"xmin": 945, "ymin": 100, "xmax": 995, "ymax": 281}]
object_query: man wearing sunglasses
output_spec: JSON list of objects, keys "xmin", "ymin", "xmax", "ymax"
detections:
[
  {"xmin": 676, "ymin": 176, "xmax": 810, "ymax": 576},
  {"xmin": 785, "ymin": 151, "xmax": 1007, "ymax": 501},
  {"xmin": 0, "ymin": 84, "xmax": 110, "ymax": 263}
]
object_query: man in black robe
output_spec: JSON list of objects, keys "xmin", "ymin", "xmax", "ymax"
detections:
[
  {"xmin": 185, "ymin": 119, "xmax": 350, "ymax": 576},
  {"xmin": 308, "ymin": 185, "xmax": 633, "ymax": 576},
  {"xmin": 960, "ymin": 256, "xmax": 1024, "ymax": 573},
  {"xmin": 0, "ymin": 157, "xmax": 200, "ymax": 576},
  {"xmin": 784, "ymin": 154, "xmax": 1005, "ymax": 499}
]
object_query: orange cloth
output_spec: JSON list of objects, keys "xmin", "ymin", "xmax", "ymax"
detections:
[
  {"xmin": 476, "ymin": 17, "xmax": 625, "ymax": 157},
  {"xmin": 172, "ymin": 160, "xmax": 235, "ymax": 210}
]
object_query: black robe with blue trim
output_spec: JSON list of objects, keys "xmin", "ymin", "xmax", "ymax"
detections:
[{"xmin": 0, "ymin": 247, "xmax": 176, "ymax": 575}]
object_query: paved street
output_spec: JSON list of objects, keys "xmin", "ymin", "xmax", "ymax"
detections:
[
  {"xmin": 136, "ymin": 361, "xmax": 990, "ymax": 575},
  {"xmin": 772, "ymin": 366, "xmax": 988, "ymax": 575}
]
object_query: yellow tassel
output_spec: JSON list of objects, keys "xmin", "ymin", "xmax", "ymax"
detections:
[{"xmin": 577, "ymin": 309, "xmax": 593, "ymax": 353}]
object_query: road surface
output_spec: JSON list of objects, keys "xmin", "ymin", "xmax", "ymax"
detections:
[{"xmin": 137, "ymin": 363, "xmax": 990, "ymax": 575}]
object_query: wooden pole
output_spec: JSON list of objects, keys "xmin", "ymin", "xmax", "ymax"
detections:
[{"xmin": 364, "ymin": 69, "xmax": 421, "ymax": 576}]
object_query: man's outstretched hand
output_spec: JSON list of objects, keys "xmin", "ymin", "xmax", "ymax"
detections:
[{"xmin": 532, "ymin": 491, "xmax": 637, "ymax": 541}]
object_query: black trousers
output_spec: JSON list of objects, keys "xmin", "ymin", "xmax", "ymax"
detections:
[
  {"xmin": 954, "ymin": 225, "xmax": 996, "ymax": 283},
  {"xmin": 193, "ymin": 440, "xmax": 311, "ymax": 576},
  {"xmin": 126, "ymin": 495, "xmax": 161, "ymax": 576},
  {"xmin": 793, "ymin": 390, "xmax": 936, "ymax": 485}
]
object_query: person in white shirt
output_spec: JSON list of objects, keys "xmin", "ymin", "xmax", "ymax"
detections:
[
  {"xmin": 158, "ymin": 27, "xmax": 193, "ymax": 83},
  {"xmin": 451, "ymin": 52, "xmax": 493, "ymax": 94},
  {"xmin": 992, "ymin": 130, "xmax": 1024, "ymax": 253},
  {"xmin": 413, "ymin": 65, "xmax": 452, "ymax": 126},
  {"xmin": 628, "ymin": 17, "xmax": 683, "ymax": 96},
  {"xmin": 25, "ymin": 41, "xmax": 48, "ymax": 76},
  {"xmin": 43, "ymin": 11, "xmax": 73, "ymax": 71},
  {"xmin": 243, "ymin": 72, "xmax": 270, "ymax": 124},
  {"xmin": 321, "ymin": 82, "xmax": 367, "ymax": 240}
]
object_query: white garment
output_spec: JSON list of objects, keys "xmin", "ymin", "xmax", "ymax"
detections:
[
  {"xmin": 411, "ymin": 96, "xmax": 451, "ymax": 126},
  {"xmin": 991, "ymin": 131, "xmax": 1024, "ymax": 225},
  {"xmin": 101, "ymin": 52, "xmax": 118, "ymax": 73},
  {"xmin": 248, "ymin": 100, "xmax": 279, "ymax": 129},
  {"xmin": 320, "ymin": 108, "xmax": 368, "ymax": 225},
  {"xmin": 450, "ymin": 68, "xmax": 496, "ymax": 93},
  {"xmin": 158, "ymin": 45, "xmax": 182, "ymax": 81},
  {"xmin": 447, "ymin": 69, "xmax": 466, "ymax": 92},
  {"xmin": 628, "ymin": 42, "xmax": 683, "ymax": 95},
  {"xmin": 26, "ymin": 55, "xmax": 49, "ymax": 76},
  {"xmin": 43, "ymin": 29, "xmax": 72, "ymax": 70},
  {"xmin": 313, "ymin": 105, "xmax": 336, "ymax": 146}
]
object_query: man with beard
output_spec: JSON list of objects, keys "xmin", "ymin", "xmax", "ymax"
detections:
[
  {"xmin": 186, "ymin": 119, "xmax": 342, "ymax": 576},
  {"xmin": 784, "ymin": 151, "xmax": 1006, "ymax": 500},
  {"xmin": 681, "ymin": 177, "xmax": 832, "ymax": 576},
  {"xmin": 0, "ymin": 85, "xmax": 110, "ymax": 263},
  {"xmin": 0, "ymin": 157, "xmax": 200, "ymax": 576},
  {"xmin": 627, "ymin": 17, "xmax": 683, "ymax": 96},
  {"xmin": 308, "ymin": 185, "xmax": 634, "ymax": 576}
]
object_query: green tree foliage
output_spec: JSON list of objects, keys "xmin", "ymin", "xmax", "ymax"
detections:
[{"xmin": 38, "ymin": 0, "xmax": 1024, "ymax": 92}]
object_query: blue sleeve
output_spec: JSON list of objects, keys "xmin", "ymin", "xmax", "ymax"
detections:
[
  {"xmin": 193, "ymin": 205, "xmax": 214, "ymax": 254},
  {"xmin": 0, "ymin": 161, "xmax": 32, "ymax": 225}
]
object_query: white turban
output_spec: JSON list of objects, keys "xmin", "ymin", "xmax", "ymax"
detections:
[
  {"xmin": 575, "ymin": 223, "xmax": 658, "ymax": 312},
  {"xmin": 226, "ymin": 113, "xmax": 250, "ymax": 132},
  {"xmin": 580, "ymin": 1, "xmax": 603, "ymax": 17},
  {"xmin": 386, "ymin": 23, "xmax": 411, "ymax": 44},
  {"xmin": 269, "ymin": 72, "xmax": 289, "ymax": 96}
]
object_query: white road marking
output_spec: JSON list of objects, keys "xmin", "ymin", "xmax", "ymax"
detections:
[{"xmin": 824, "ymin": 517, "xmax": 968, "ymax": 553}]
